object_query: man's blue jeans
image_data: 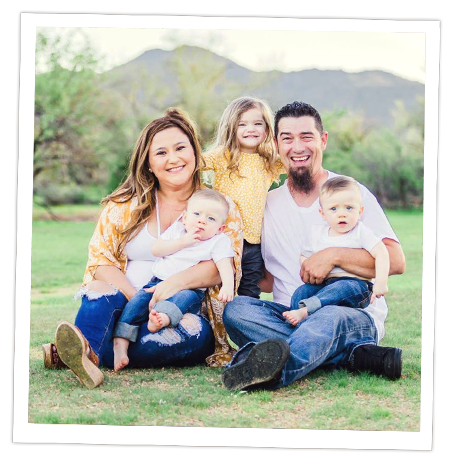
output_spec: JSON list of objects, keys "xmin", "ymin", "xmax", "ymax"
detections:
[
  {"xmin": 223, "ymin": 296, "xmax": 378, "ymax": 388},
  {"xmin": 114, "ymin": 277, "xmax": 205, "ymax": 342},
  {"xmin": 291, "ymin": 277, "xmax": 373, "ymax": 315}
]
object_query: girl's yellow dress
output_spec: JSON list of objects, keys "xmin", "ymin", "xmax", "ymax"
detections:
[{"xmin": 203, "ymin": 147, "xmax": 284, "ymax": 243}]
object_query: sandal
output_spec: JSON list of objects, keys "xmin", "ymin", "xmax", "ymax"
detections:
[
  {"xmin": 43, "ymin": 327, "xmax": 100, "ymax": 369},
  {"xmin": 54, "ymin": 321, "xmax": 103, "ymax": 389},
  {"xmin": 42, "ymin": 342, "xmax": 68, "ymax": 369}
]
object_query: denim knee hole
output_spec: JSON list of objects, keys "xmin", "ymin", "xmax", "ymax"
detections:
[
  {"xmin": 141, "ymin": 328, "xmax": 183, "ymax": 346},
  {"xmin": 74, "ymin": 284, "xmax": 119, "ymax": 301},
  {"xmin": 178, "ymin": 313, "xmax": 202, "ymax": 337}
]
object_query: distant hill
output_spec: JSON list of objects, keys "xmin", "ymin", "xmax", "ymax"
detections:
[{"xmin": 103, "ymin": 45, "xmax": 424, "ymax": 129}]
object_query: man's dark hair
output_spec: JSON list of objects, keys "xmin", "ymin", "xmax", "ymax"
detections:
[{"xmin": 274, "ymin": 101, "xmax": 324, "ymax": 138}]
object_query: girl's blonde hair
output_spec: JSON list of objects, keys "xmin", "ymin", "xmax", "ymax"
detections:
[
  {"xmin": 103, "ymin": 108, "xmax": 204, "ymax": 257},
  {"xmin": 210, "ymin": 96, "xmax": 278, "ymax": 178}
]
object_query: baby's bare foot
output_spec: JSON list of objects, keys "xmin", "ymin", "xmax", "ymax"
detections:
[
  {"xmin": 283, "ymin": 307, "xmax": 308, "ymax": 326},
  {"xmin": 113, "ymin": 337, "xmax": 130, "ymax": 372},
  {"xmin": 147, "ymin": 310, "xmax": 171, "ymax": 333}
]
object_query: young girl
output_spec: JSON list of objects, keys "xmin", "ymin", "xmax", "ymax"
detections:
[{"xmin": 202, "ymin": 97, "xmax": 285, "ymax": 298}]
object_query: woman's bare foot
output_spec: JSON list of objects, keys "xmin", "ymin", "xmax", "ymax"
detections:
[
  {"xmin": 283, "ymin": 307, "xmax": 308, "ymax": 326},
  {"xmin": 113, "ymin": 337, "xmax": 130, "ymax": 371},
  {"xmin": 148, "ymin": 310, "xmax": 171, "ymax": 333}
]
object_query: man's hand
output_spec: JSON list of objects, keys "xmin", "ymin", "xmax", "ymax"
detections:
[
  {"xmin": 259, "ymin": 267, "xmax": 274, "ymax": 293},
  {"xmin": 300, "ymin": 248, "xmax": 336, "ymax": 284}
]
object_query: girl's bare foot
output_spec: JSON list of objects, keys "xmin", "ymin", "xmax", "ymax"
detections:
[
  {"xmin": 283, "ymin": 307, "xmax": 308, "ymax": 326},
  {"xmin": 148, "ymin": 310, "xmax": 171, "ymax": 332},
  {"xmin": 113, "ymin": 337, "xmax": 130, "ymax": 371}
]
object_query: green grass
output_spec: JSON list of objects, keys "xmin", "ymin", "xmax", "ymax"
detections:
[
  {"xmin": 28, "ymin": 207, "xmax": 423, "ymax": 430},
  {"xmin": 32, "ymin": 202, "xmax": 103, "ymax": 221}
]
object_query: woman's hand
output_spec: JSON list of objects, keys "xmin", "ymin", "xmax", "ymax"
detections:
[
  {"xmin": 146, "ymin": 260, "xmax": 222, "ymax": 308},
  {"xmin": 145, "ymin": 277, "xmax": 183, "ymax": 308}
]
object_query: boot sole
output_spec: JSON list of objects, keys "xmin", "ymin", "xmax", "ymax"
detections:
[
  {"xmin": 55, "ymin": 321, "xmax": 104, "ymax": 389},
  {"xmin": 222, "ymin": 339, "xmax": 290, "ymax": 391}
]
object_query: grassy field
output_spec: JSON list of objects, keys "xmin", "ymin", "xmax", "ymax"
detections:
[{"xmin": 29, "ymin": 207, "xmax": 423, "ymax": 430}]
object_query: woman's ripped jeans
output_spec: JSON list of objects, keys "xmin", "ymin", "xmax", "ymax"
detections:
[{"xmin": 74, "ymin": 282, "xmax": 215, "ymax": 368}]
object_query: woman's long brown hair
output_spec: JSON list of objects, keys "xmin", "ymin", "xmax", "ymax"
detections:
[{"xmin": 102, "ymin": 108, "xmax": 204, "ymax": 258}]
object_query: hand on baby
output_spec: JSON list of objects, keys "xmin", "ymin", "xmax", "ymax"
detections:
[
  {"xmin": 217, "ymin": 284, "xmax": 234, "ymax": 303},
  {"xmin": 370, "ymin": 282, "xmax": 388, "ymax": 304},
  {"xmin": 300, "ymin": 250, "xmax": 334, "ymax": 285}
]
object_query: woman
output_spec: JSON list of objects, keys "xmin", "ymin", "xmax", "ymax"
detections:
[{"xmin": 42, "ymin": 108, "xmax": 243, "ymax": 389}]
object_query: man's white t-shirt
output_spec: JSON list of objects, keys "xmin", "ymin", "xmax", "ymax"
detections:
[
  {"xmin": 261, "ymin": 171, "xmax": 399, "ymax": 340},
  {"xmin": 152, "ymin": 221, "xmax": 234, "ymax": 284},
  {"xmin": 304, "ymin": 222, "xmax": 382, "ymax": 277}
]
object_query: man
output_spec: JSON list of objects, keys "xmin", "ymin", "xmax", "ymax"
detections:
[{"xmin": 222, "ymin": 101, "xmax": 406, "ymax": 391}]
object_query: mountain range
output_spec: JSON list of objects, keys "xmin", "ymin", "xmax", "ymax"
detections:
[{"xmin": 103, "ymin": 45, "xmax": 424, "ymax": 128}]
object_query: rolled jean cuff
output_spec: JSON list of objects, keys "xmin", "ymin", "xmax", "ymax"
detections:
[
  {"xmin": 300, "ymin": 296, "xmax": 322, "ymax": 315},
  {"xmin": 153, "ymin": 300, "xmax": 183, "ymax": 326},
  {"xmin": 114, "ymin": 322, "xmax": 139, "ymax": 342}
]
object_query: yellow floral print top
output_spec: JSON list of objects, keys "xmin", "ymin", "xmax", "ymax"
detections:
[
  {"xmin": 202, "ymin": 147, "xmax": 285, "ymax": 244},
  {"xmin": 82, "ymin": 193, "xmax": 244, "ymax": 367}
]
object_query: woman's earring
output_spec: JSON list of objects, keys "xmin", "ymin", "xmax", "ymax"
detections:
[{"xmin": 149, "ymin": 167, "xmax": 153, "ymax": 173}]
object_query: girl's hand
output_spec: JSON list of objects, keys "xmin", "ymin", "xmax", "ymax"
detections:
[
  {"xmin": 217, "ymin": 284, "xmax": 234, "ymax": 303},
  {"xmin": 370, "ymin": 282, "xmax": 388, "ymax": 304},
  {"xmin": 145, "ymin": 277, "xmax": 183, "ymax": 308}
]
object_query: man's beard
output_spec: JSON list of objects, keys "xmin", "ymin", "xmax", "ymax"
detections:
[{"xmin": 288, "ymin": 167, "xmax": 315, "ymax": 194}]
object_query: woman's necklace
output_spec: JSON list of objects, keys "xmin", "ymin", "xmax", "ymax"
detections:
[{"xmin": 156, "ymin": 190, "xmax": 187, "ymax": 229}]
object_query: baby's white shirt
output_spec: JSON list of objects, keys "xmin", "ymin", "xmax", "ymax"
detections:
[
  {"xmin": 304, "ymin": 222, "xmax": 382, "ymax": 277},
  {"xmin": 152, "ymin": 221, "xmax": 234, "ymax": 284}
]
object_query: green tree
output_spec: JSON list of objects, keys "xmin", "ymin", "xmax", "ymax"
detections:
[
  {"xmin": 322, "ymin": 109, "xmax": 368, "ymax": 182},
  {"xmin": 34, "ymin": 30, "xmax": 131, "ymax": 206},
  {"xmin": 351, "ymin": 98, "xmax": 424, "ymax": 208},
  {"xmin": 390, "ymin": 97, "xmax": 424, "ymax": 207},
  {"xmin": 321, "ymin": 102, "xmax": 424, "ymax": 208}
]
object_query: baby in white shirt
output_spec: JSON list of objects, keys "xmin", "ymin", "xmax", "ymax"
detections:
[
  {"xmin": 113, "ymin": 189, "xmax": 235, "ymax": 371},
  {"xmin": 284, "ymin": 176, "xmax": 390, "ymax": 326}
]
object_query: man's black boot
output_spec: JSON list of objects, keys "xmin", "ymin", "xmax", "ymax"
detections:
[
  {"xmin": 352, "ymin": 345, "xmax": 402, "ymax": 380},
  {"xmin": 222, "ymin": 339, "xmax": 290, "ymax": 391}
]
